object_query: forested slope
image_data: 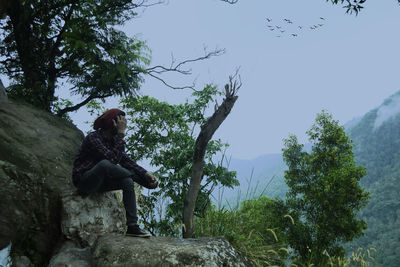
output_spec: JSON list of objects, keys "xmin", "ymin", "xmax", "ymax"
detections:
[{"xmin": 346, "ymin": 91, "xmax": 400, "ymax": 266}]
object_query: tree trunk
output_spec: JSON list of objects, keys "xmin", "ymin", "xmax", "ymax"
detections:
[
  {"xmin": 7, "ymin": 1, "xmax": 48, "ymax": 109},
  {"xmin": 182, "ymin": 76, "xmax": 240, "ymax": 238}
]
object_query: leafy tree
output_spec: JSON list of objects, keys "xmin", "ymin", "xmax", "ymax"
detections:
[
  {"xmin": 0, "ymin": 0, "xmax": 153, "ymax": 114},
  {"xmin": 0, "ymin": 0, "xmax": 225, "ymax": 116},
  {"xmin": 282, "ymin": 111, "xmax": 370, "ymax": 265},
  {"xmin": 119, "ymin": 85, "xmax": 239, "ymax": 236}
]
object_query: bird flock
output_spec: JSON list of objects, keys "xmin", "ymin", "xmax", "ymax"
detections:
[{"xmin": 266, "ymin": 17, "xmax": 326, "ymax": 38}]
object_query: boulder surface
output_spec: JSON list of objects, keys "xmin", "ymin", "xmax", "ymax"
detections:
[
  {"xmin": 0, "ymin": 99, "xmax": 83, "ymax": 265},
  {"xmin": 48, "ymin": 241, "xmax": 92, "ymax": 267},
  {"xmin": 0, "ymin": 80, "xmax": 7, "ymax": 102},
  {"xmin": 61, "ymin": 192, "xmax": 125, "ymax": 247},
  {"xmin": 93, "ymin": 234, "xmax": 254, "ymax": 267}
]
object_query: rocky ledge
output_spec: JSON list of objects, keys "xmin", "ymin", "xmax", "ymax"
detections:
[{"xmin": 0, "ymin": 94, "xmax": 253, "ymax": 267}]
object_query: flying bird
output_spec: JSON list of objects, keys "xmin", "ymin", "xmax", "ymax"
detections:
[{"xmin": 266, "ymin": 17, "xmax": 327, "ymax": 38}]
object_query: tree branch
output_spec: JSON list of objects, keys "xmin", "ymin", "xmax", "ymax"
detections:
[
  {"xmin": 147, "ymin": 72, "xmax": 197, "ymax": 90},
  {"xmin": 95, "ymin": 0, "xmax": 165, "ymax": 18},
  {"xmin": 56, "ymin": 93, "xmax": 112, "ymax": 117},
  {"xmin": 50, "ymin": 0, "xmax": 77, "ymax": 59},
  {"xmin": 146, "ymin": 48, "xmax": 225, "ymax": 91}
]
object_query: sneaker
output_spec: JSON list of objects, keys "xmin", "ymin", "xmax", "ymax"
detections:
[{"xmin": 126, "ymin": 224, "xmax": 151, "ymax": 238}]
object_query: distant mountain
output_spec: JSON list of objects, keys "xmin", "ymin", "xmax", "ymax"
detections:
[
  {"xmin": 212, "ymin": 153, "xmax": 287, "ymax": 208},
  {"xmin": 223, "ymin": 90, "xmax": 400, "ymax": 266},
  {"xmin": 345, "ymin": 90, "xmax": 400, "ymax": 267}
]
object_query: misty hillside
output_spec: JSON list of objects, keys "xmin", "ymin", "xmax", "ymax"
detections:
[
  {"xmin": 345, "ymin": 90, "xmax": 400, "ymax": 267},
  {"xmin": 213, "ymin": 153, "xmax": 286, "ymax": 207},
  {"xmin": 224, "ymin": 90, "xmax": 400, "ymax": 266}
]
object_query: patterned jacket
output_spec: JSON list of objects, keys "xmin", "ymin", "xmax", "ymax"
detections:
[{"xmin": 72, "ymin": 129, "xmax": 147, "ymax": 186}]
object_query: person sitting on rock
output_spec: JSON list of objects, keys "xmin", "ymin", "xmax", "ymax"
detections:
[{"xmin": 72, "ymin": 108, "xmax": 158, "ymax": 238}]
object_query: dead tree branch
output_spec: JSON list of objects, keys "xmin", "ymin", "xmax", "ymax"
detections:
[
  {"xmin": 182, "ymin": 71, "xmax": 241, "ymax": 238},
  {"xmin": 146, "ymin": 48, "xmax": 225, "ymax": 90}
]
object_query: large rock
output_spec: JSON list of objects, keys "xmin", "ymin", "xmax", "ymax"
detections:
[
  {"xmin": 0, "ymin": 100, "xmax": 83, "ymax": 265},
  {"xmin": 92, "ymin": 234, "xmax": 254, "ymax": 267},
  {"xmin": 13, "ymin": 255, "xmax": 33, "ymax": 267},
  {"xmin": 0, "ymin": 80, "xmax": 7, "ymax": 102},
  {"xmin": 0, "ymin": 160, "xmax": 59, "ymax": 258},
  {"xmin": 61, "ymin": 192, "xmax": 125, "ymax": 247},
  {"xmin": 48, "ymin": 241, "xmax": 92, "ymax": 267}
]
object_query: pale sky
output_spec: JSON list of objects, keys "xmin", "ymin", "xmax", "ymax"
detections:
[
  {"xmin": 122, "ymin": 0, "xmax": 400, "ymax": 159},
  {"xmin": 4, "ymin": 0, "xmax": 400, "ymax": 160}
]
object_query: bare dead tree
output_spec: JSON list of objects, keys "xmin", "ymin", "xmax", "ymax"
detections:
[{"xmin": 182, "ymin": 70, "xmax": 241, "ymax": 238}]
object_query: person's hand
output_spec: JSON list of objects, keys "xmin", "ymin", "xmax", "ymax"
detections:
[
  {"xmin": 145, "ymin": 172, "xmax": 159, "ymax": 189},
  {"xmin": 113, "ymin": 115, "xmax": 127, "ymax": 134}
]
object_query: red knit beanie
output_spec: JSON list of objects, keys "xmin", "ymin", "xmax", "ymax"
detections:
[{"xmin": 93, "ymin": 108, "xmax": 123, "ymax": 130}]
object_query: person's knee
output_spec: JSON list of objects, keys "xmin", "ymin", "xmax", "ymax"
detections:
[
  {"xmin": 94, "ymin": 159, "xmax": 115, "ymax": 177},
  {"xmin": 98, "ymin": 159, "xmax": 112, "ymax": 168},
  {"xmin": 121, "ymin": 178, "xmax": 135, "ymax": 192}
]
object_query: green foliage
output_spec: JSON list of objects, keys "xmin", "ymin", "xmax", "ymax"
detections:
[
  {"xmin": 196, "ymin": 194, "xmax": 377, "ymax": 267},
  {"xmin": 120, "ymin": 85, "xmax": 238, "ymax": 236},
  {"xmin": 327, "ymin": 0, "xmax": 365, "ymax": 15},
  {"xmin": 84, "ymin": 99, "xmax": 108, "ymax": 132},
  {"xmin": 196, "ymin": 196, "xmax": 289, "ymax": 267},
  {"xmin": 327, "ymin": 0, "xmax": 400, "ymax": 15},
  {"xmin": 288, "ymin": 247, "xmax": 377, "ymax": 267},
  {"xmin": 51, "ymin": 97, "xmax": 74, "ymax": 122},
  {"xmin": 0, "ymin": 0, "xmax": 149, "ymax": 112},
  {"xmin": 282, "ymin": 111, "xmax": 370, "ymax": 265}
]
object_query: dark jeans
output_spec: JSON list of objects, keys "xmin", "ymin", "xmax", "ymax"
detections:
[{"xmin": 77, "ymin": 159, "xmax": 143, "ymax": 226}]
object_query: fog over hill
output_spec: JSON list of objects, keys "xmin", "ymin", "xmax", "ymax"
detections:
[{"xmin": 374, "ymin": 90, "xmax": 400, "ymax": 129}]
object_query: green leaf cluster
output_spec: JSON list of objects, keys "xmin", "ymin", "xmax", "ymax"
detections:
[
  {"xmin": 119, "ymin": 85, "xmax": 238, "ymax": 236},
  {"xmin": 282, "ymin": 111, "xmax": 370, "ymax": 265},
  {"xmin": 0, "ymin": 0, "xmax": 150, "ymax": 111}
]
